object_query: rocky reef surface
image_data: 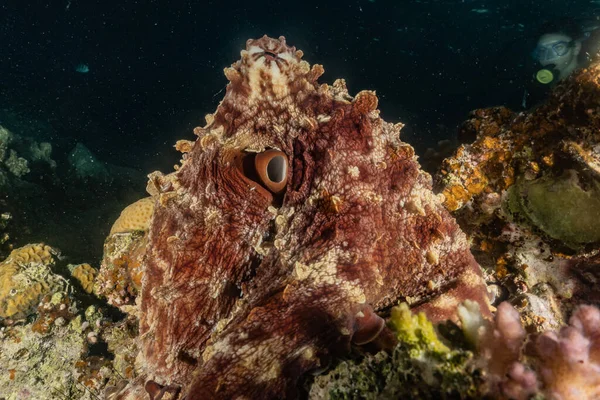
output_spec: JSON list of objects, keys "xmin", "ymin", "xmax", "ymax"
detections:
[
  {"xmin": 435, "ymin": 60, "xmax": 600, "ymax": 329},
  {"xmin": 1, "ymin": 37, "xmax": 599, "ymax": 400}
]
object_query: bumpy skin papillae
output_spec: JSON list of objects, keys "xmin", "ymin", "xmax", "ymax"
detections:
[{"xmin": 138, "ymin": 36, "xmax": 490, "ymax": 399}]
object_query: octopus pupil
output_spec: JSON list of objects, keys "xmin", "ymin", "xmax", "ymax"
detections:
[
  {"xmin": 267, "ymin": 156, "xmax": 286, "ymax": 183},
  {"xmin": 264, "ymin": 51, "xmax": 277, "ymax": 58}
]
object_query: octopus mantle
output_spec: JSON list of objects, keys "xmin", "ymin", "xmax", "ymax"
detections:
[{"xmin": 125, "ymin": 36, "xmax": 490, "ymax": 399}]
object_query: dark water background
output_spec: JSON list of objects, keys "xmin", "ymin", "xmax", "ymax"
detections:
[{"xmin": 0, "ymin": 0, "xmax": 598, "ymax": 260}]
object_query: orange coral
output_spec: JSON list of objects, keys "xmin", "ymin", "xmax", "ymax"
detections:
[
  {"xmin": 109, "ymin": 197, "xmax": 154, "ymax": 235},
  {"xmin": 0, "ymin": 244, "xmax": 63, "ymax": 320}
]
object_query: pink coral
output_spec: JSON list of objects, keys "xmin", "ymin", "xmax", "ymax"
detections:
[
  {"xmin": 464, "ymin": 302, "xmax": 600, "ymax": 399},
  {"xmin": 502, "ymin": 362, "xmax": 538, "ymax": 400},
  {"xmin": 463, "ymin": 301, "xmax": 536, "ymax": 399},
  {"xmin": 535, "ymin": 305, "xmax": 600, "ymax": 400}
]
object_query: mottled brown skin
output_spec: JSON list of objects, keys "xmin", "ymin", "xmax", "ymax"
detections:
[{"xmin": 137, "ymin": 36, "xmax": 490, "ymax": 399}]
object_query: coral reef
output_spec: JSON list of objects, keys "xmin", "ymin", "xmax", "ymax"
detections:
[
  {"xmin": 0, "ymin": 313, "xmax": 92, "ymax": 399},
  {"xmin": 312, "ymin": 301, "xmax": 600, "ymax": 400},
  {"xmin": 3, "ymin": 36, "xmax": 600, "ymax": 400},
  {"xmin": 0, "ymin": 211, "xmax": 12, "ymax": 259},
  {"xmin": 435, "ymin": 60, "xmax": 600, "ymax": 326},
  {"xmin": 0, "ymin": 243, "xmax": 140, "ymax": 399},
  {"xmin": 309, "ymin": 302, "xmax": 482, "ymax": 400},
  {"xmin": 462, "ymin": 301, "xmax": 600, "ymax": 399},
  {"xmin": 0, "ymin": 109, "xmax": 148, "ymax": 262},
  {"xmin": 0, "ymin": 300, "xmax": 136, "ymax": 400},
  {"xmin": 0, "ymin": 124, "xmax": 56, "ymax": 184},
  {"xmin": 533, "ymin": 304, "xmax": 600, "ymax": 399},
  {"xmin": 0, "ymin": 244, "xmax": 67, "ymax": 321},
  {"xmin": 105, "ymin": 35, "xmax": 491, "ymax": 399}
]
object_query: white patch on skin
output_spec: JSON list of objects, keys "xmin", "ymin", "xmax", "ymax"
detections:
[
  {"xmin": 347, "ymin": 165, "xmax": 360, "ymax": 178},
  {"xmin": 292, "ymin": 249, "xmax": 366, "ymax": 304},
  {"xmin": 247, "ymin": 46, "xmax": 263, "ymax": 56},
  {"xmin": 269, "ymin": 61, "xmax": 289, "ymax": 98},
  {"xmin": 247, "ymin": 56, "xmax": 267, "ymax": 101},
  {"xmin": 245, "ymin": 45, "xmax": 299, "ymax": 102},
  {"xmin": 278, "ymin": 51, "xmax": 295, "ymax": 63}
]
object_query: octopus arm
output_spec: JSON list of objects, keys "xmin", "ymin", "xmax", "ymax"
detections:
[{"xmin": 183, "ymin": 283, "xmax": 361, "ymax": 399}]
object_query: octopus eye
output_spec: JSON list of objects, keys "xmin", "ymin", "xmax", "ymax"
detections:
[{"xmin": 254, "ymin": 150, "xmax": 288, "ymax": 194}]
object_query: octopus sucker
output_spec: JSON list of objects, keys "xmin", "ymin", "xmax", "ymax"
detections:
[{"xmin": 112, "ymin": 36, "xmax": 491, "ymax": 399}]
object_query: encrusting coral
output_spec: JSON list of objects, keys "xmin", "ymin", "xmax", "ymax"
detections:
[{"xmin": 96, "ymin": 230, "xmax": 146, "ymax": 311}]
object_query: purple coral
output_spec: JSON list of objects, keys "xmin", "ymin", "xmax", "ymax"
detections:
[
  {"xmin": 466, "ymin": 301, "xmax": 538, "ymax": 399},
  {"xmin": 462, "ymin": 302, "xmax": 600, "ymax": 399},
  {"xmin": 501, "ymin": 362, "xmax": 538, "ymax": 400},
  {"xmin": 534, "ymin": 305, "xmax": 600, "ymax": 400}
]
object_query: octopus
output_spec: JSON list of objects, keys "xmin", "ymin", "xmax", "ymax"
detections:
[{"xmin": 117, "ymin": 36, "xmax": 491, "ymax": 399}]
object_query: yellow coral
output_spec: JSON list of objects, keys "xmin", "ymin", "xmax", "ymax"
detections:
[
  {"xmin": 0, "ymin": 244, "xmax": 64, "ymax": 319},
  {"xmin": 9, "ymin": 243, "xmax": 53, "ymax": 265},
  {"xmin": 70, "ymin": 263, "xmax": 98, "ymax": 294},
  {"xmin": 109, "ymin": 197, "xmax": 154, "ymax": 235}
]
